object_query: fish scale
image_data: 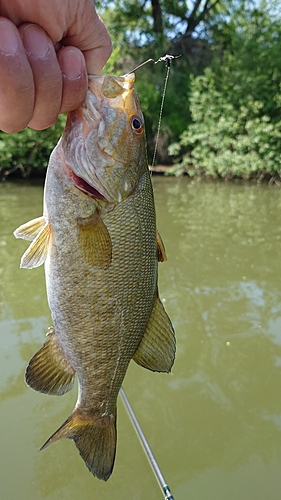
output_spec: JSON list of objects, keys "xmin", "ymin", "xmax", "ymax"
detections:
[{"xmin": 14, "ymin": 73, "xmax": 175, "ymax": 481}]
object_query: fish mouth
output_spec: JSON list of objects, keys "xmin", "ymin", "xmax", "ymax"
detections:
[{"xmin": 68, "ymin": 167, "xmax": 107, "ymax": 200}]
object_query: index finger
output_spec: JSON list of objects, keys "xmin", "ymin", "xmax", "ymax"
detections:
[{"xmin": 0, "ymin": 18, "xmax": 34, "ymax": 133}]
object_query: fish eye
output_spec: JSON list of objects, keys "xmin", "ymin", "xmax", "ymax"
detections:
[{"xmin": 131, "ymin": 115, "xmax": 143, "ymax": 133}]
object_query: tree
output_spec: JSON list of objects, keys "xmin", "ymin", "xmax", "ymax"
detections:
[
  {"xmin": 3, "ymin": 0, "xmax": 280, "ymax": 176},
  {"xmin": 98, "ymin": 0, "xmax": 222, "ymax": 65},
  {"xmin": 98, "ymin": 1, "xmax": 223, "ymax": 163},
  {"xmin": 168, "ymin": 2, "xmax": 281, "ymax": 179}
]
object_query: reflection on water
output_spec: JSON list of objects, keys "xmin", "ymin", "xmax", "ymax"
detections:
[{"xmin": 1, "ymin": 177, "xmax": 281, "ymax": 499}]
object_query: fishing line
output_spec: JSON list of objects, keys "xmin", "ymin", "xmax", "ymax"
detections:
[
  {"xmin": 120, "ymin": 387, "xmax": 175, "ymax": 500},
  {"xmin": 151, "ymin": 58, "xmax": 171, "ymax": 169},
  {"xmin": 125, "ymin": 54, "xmax": 180, "ymax": 168}
]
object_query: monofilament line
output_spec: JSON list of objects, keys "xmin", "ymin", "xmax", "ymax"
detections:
[
  {"xmin": 124, "ymin": 54, "xmax": 180, "ymax": 168},
  {"xmin": 151, "ymin": 61, "xmax": 171, "ymax": 169}
]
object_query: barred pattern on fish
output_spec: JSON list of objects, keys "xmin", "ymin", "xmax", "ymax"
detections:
[{"xmin": 14, "ymin": 73, "xmax": 175, "ymax": 481}]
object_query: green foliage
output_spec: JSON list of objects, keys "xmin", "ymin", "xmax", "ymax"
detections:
[
  {"xmin": 97, "ymin": 0, "xmax": 220, "ymax": 43},
  {"xmin": 97, "ymin": 0, "xmax": 218, "ymax": 162},
  {"xmin": 169, "ymin": 3, "xmax": 281, "ymax": 179},
  {"xmin": 2, "ymin": 1, "xmax": 281, "ymax": 179},
  {"xmin": 0, "ymin": 115, "xmax": 66, "ymax": 179}
]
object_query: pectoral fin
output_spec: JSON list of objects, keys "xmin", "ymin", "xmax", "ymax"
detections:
[
  {"xmin": 157, "ymin": 230, "xmax": 167, "ymax": 262},
  {"xmin": 19, "ymin": 221, "xmax": 51, "ymax": 268},
  {"xmin": 133, "ymin": 293, "xmax": 176, "ymax": 372},
  {"xmin": 14, "ymin": 216, "xmax": 46, "ymax": 241},
  {"xmin": 77, "ymin": 211, "xmax": 112, "ymax": 269},
  {"xmin": 25, "ymin": 326, "xmax": 75, "ymax": 396}
]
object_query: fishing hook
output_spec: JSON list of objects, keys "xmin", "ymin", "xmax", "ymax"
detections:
[{"xmin": 124, "ymin": 54, "xmax": 181, "ymax": 76}]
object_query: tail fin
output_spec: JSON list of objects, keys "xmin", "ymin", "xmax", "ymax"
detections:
[{"xmin": 40, "ymin": 409, "xmax": 116, "ymax": 481}]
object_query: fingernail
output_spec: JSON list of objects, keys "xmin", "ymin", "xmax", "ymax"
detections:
[
  {"xmin": 60, "ymin": 49, "xmax": 83, "ymax": 80},
  {"xmin": 21, "ymin": 25, "xmax": 50, "ymax": 59},
  {"xmin": 0, "ymin": 20, "xmax": 20, "ymax": 55}
]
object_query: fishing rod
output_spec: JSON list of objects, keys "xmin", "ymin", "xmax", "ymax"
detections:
[{"xmin": 120, "ymin": 387, "xmax": 175, "ymax": 500}]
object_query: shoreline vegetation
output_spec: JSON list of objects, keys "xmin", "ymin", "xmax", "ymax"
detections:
[
  {"xmin": 1, "ymin": 1, "xmax": 280, "ymax": 184},
  {"xmin": 2, "ymin": 163, "xmax": 281, "ymax": 187}
]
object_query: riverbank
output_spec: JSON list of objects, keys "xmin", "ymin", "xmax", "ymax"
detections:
[
  {"xmin": 1, "ymin": 162, "xmax": 281, "ymax": 186},
  {"xmin": 0, "ymin": 164, "xmax": 174, "ymax": 181}
]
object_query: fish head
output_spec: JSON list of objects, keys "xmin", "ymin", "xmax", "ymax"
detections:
[{"xmin": 62, "ymin": 73, "xmax": 148, "ymax": 203}]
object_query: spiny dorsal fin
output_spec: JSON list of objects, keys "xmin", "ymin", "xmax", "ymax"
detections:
[
  {"xmin": 77, "ymin": 210, "xmax": 112, "ymax": 269},
  {"xmin": 25, "ymin": 326, "xmax": 75, "ymax": 395},
  {"xmin": 133, "ymin": 293, "xmax": 176, "ymax": 372},
  {"xmin": 14, "ymin": 216, "xmax": 46, "ymax": 241},
  {"xmin": 20, "ymin": 221, "xmax": 52, "ymax": 268},
  {"xmin": 157, "ymin": 230, "xmax": 167, "ymax": 262},
  {"xmin": 40, "ymin": 410, "xmax": 116, "ymax": 481}
]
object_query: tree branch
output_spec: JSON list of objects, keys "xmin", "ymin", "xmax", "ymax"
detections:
[
  {"xmin": 151, "ymin": 0, "xmax": 163, "ymax": 34},
  {"xmin": 185, "ymin": 0, "xmax": 221, "ymax": 37}
]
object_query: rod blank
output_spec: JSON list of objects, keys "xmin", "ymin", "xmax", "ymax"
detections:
[{"xmin": 120, "ymin": 387, "xmax": 175, "ymax": 500}]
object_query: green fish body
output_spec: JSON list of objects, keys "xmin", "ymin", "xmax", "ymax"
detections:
[{"xmin": 14, "ymin": 73, "xmax": 175, "ymax": 481}]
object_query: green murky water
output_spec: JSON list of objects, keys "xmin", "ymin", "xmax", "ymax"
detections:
[{"xmin": 1, "ymin": 177, "xmax": 281, "ymax": 500}]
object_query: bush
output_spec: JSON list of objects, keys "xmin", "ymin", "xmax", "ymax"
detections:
[
  {"xmin": 169, "ymin": 71, "xmax": 281, "ymax": 179},
  {"xmin": 0, "ymin": 115, "xmax": 66, "ymax": 179},
  {"xmin": 169, "ymin": 5, "xmax": 281, "ymax": 180}
]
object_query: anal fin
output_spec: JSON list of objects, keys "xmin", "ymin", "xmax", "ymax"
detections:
[
  {"xmin": 25, "ymin": 326, "xmax": 75, "ymax": 396},
  {"xmin": 77, "ymin": 210, "xmax": 112, "ymax": 269},
  {"xmin": 133, "ymin": 293, "xmax": 176, "ymax": 372},
  {"xmin": 40, "ymin": 409, "xmax": 116, "ymax": 481}
]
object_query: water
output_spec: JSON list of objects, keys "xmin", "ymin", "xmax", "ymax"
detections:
[{"xmin": 1, "ymin": 176, "xmax": 281, "ymax": 499}]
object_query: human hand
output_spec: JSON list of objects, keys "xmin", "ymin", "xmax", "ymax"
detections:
[{"xmin": 0, "ymin": 0, "xmax": 112, "ymax": 133}]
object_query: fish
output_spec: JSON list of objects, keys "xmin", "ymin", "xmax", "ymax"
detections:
[{"xmin": 14, "ymin": 72, "xmax": 175, "ymax": 481}]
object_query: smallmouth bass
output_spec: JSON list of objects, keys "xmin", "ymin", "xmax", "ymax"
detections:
[{"xmin": 14, "ymin": 73, "xmax": 175, "ymax": 481}]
